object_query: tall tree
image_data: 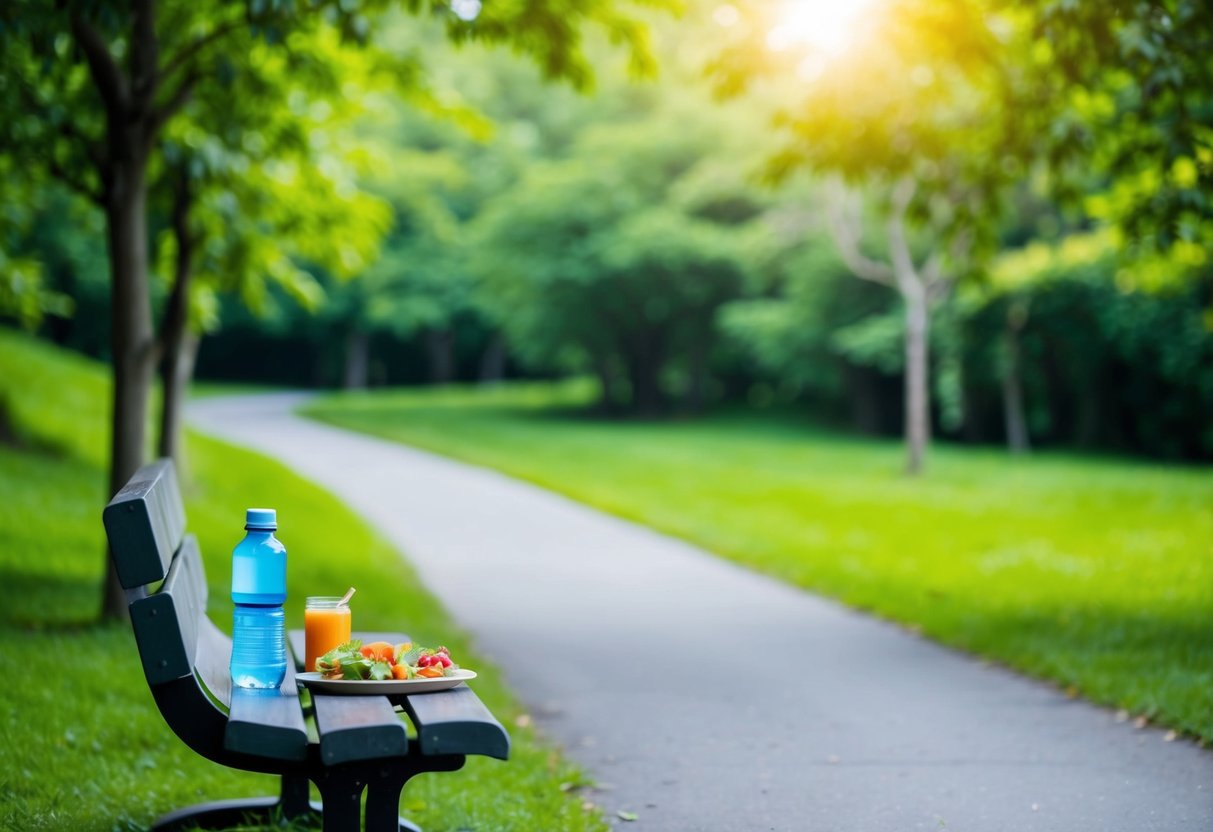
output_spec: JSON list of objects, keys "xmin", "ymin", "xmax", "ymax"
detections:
[
  {"xmin": 713, "ymin": 0, "xmax": 1038, "ymax": 474},
  {"xmin": 0, "ymin": 0, "xmax": 663, "ymax": 619},
  {"xmin": 821, "ymin": 177, "xmax": 954, "ymax": 474}
]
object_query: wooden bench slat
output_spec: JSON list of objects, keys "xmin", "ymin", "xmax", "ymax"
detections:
[
  {"xmin": 129, "ymin": 535, "xmax": 205, "ymax": 686},
  {"xmin": 103, "ymin": 458, "xmax": 185, "ymax": 588},
  {"xmin": 313, "ymin": 695, "xmax": 409, "ymax": 765},
  {"xmin": 226, "ymin": 663, "xmax": 309, "ymax": 762},
  {"xmin": 195, "ymin": 618, "xmax": 233, "ymax": 708},
  {"xmin": 399, "ymin": 686, "xmax": 510, "ymax": 761}
]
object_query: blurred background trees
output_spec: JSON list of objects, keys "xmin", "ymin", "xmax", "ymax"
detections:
[
  {"xmin": 3, "ymin": 0, "xmax": 1212, "ymax": 481},
  {"xmin": 0, "ymin": 0, "xmax": 666, "ymax": 618}
]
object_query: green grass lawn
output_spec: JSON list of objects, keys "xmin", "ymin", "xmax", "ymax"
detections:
[
  {"xmin": 0, "ymin": 330, "xmax": 605, "ymax": 831},
  {"xmin": 305, "ymin": 380, "xmax": 1213, "ymax": 741}
]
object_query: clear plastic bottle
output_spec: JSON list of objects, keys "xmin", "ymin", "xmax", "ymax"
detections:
[{"xmin": 229, "ymin": 508, "xmax": 287, "ymax": 689}]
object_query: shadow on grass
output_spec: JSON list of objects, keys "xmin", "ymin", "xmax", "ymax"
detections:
[
  {"xmin": 0, "ymin": 568, "xmax": 103, "ymax": 628},
  {"xmin": 0, "ymin": 392, "xmax": 77, "ymax": 460}
]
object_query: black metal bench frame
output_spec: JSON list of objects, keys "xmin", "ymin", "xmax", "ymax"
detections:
[{"xmin": 103, "ymin": 459, "xmax": 509, "ymax": 831}]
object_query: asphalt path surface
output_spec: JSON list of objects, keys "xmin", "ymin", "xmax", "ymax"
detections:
[{"xmin": 189, "ymin": 393, "xmax": 1213, "ymax": 831}]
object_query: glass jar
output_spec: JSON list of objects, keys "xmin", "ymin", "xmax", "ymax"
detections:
[{"xmin": 304, "ymin": 596, "xmax": 352, "ymax": 672}]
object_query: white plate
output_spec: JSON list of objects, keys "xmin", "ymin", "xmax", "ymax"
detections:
[{"xmin": 296, "ymin": 669, "xmax": 476, "ymax": 695}]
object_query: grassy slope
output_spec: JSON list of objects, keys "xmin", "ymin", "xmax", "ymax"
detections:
[
  {"xmin": 0, "ymin": 330, "xmax": 603, "ymax": 832},
  {"xmin": 305, "ymin": 381, "xmax": 1213, "ymax": 740}
]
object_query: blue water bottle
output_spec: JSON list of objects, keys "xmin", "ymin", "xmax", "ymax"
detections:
[{"xmin": 230, "ymin": 508, "xmax": 287, "ymax": 689}]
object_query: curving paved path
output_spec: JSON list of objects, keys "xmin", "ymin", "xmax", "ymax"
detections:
[{"xmin": 189, "ymin": 393, "xmax": 1213, "ymax": 832}]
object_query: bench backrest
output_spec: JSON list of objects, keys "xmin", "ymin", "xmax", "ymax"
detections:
[{"xmin": 103, "ymin": 459, "xmax": 240, "ymax": 763}]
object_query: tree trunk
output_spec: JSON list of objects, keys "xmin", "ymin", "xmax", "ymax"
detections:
[
  {"xmin": 1001, "ymin": 326, "xmax": 1030, "ymax": 455},
  {"xmin": 685, "ymin": 327, "xmax": 712, "ymax": 415},
  {"xmin": 343, "ymin": 329, "xmax": 370, "ymax": 390},
  {"xmin": 478, "ymin": 332, "xmax": 507, "ymax": 384},
  {"xmin": 628, "ymin": 355, "xmax": 663, "ymax": 417},
  {"xmin": 104, "ymin": 156, "xmax": 156, "ymax": 619},
  {"xmin": 72, "ymin": 1, "xmax": 196, "ymax": 620},
  {"xmin": 158, "ymin": 171, "xmax": 196, "ymax": 466},
  {"xmin": 424, "ymin": 328, "xmax": 455, "ymax": 384},
  {"xmin": 1075, "ymin": 383, "xmax": 1100, "ymax": 447},
  {"xmin": 592, "ymin": 353, "xmax": 618, "ymax": 414},
  {"xmin": 846, "ymin": 363, "xmax": 883, "ymax": 435},
  {"xmin": 903, "ymin": 285, "xmax": 930, "ymax": 476},
  {"xmin": 158, "ymin": 332, "xmax": 199, "ymax": 465}
]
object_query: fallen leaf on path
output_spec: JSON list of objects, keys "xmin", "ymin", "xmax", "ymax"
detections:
[
  {"xmin": 1164, "ymin": 730, "xmax": 1178, "ymax": 742},
  {"xmin": 617, "ymin": 811, "xmax": 639, "ymax": 822}
]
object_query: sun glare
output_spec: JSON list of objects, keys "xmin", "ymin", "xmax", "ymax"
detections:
[{"xmin": 766, "ymin": 0, "xmax": 873, "ymax": 59}]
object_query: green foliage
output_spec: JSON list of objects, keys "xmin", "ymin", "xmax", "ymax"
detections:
[
  {"xmin": 716, "ymin": 0, "xmax": 1039, "ymax": 271},
  {"xmin": 722, "ymin": 237, "xmax": 894, "ymax": 399},
  {"xmin": 316, "ymin": 98, "xmax": 484, "ymax": 353},
  {"xmin": 0, "ymin": 0, "xmax": 675, "ymax": 515},
  {"xmin": 830, "ymin": 310, "xmax": 905, "ymax": 375},
  {"xmin": 722, "ymin": 228, "xmax": 1213, "ymax": 457},
  {"xmin": 0, "ymin": 173, "xmax": 74, "ymax": 330},
  {"xmin": 0, "ymin": 330, "xmax": 608, "ymax": 831},
  {"xmin": 306, "ymin": 382, "xmax": 1213, "ymax": 740},
  {"xmin": 153, "ymin": 23, "xmax": 403, "ymax": 335},
  {"xmin": 966, "ymin": 234, "xmax": 1213, "ymax": 457},
  {"xmin": 1023, "ymin": 0, "xmax": 1213, "ymax": 260},
  {"xmin": 472, "ymin": 98, "xmax": 763, "ymax": 411}
]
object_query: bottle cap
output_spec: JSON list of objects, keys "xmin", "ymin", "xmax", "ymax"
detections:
[{"xmin": 245, "ymin": 508, "xmax": 277, "ymax": 530}]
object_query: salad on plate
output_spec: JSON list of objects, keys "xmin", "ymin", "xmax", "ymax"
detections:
[{"xmin": 315, "ymin": 640, "xmax": 461, "ymax": 681}]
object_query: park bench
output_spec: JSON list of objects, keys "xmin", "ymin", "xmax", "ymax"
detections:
[{"xmin": 102, "ymin": 459, "xmax": 509, "ymax": 831}]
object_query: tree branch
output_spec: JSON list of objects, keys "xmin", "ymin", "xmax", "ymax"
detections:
[
  {"xmin": 885, "ymin": 175, "xmax": 919, "ymax": 292},
  {"xmin": 47, "ymin": 156, "xmax": 105, "ymax": 206},
  {"xmin": 12, "ymin": 77, "xmax": 107, "ymax": 174},
  {"xmin": 54, "ymin": 117, "xmax": 106, "ymax": 173},
  {"xmin": 69, "ymin": 15, "xmax": 129, "ymax": 116},
  {"xmin": 824, "ymin": 179, "xmax": 896, "ymax": 286},
  {"xmin": 922, "ymin": 254, "xmax": 952, "ymax": 304},
  {"xmin": 160, "ymin": 18, "xmax": 244, "ymax": 85},
  {"xmin": 149, "ymin": 69, "xmax": 199, "ymax": 136},
  {"xmin": 947, "ymin": 226, "xmax": 973, "ymax": 275}
]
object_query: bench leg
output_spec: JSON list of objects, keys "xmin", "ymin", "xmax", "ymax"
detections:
[
  {"xmin": 281, "ymin": 774, "xmax": 323, "ymax": 824},
  {"xmin": 313, "ymin": 767, "xmax": 367, "ymax": 832},
  {"xmin": 363, "ymin": 755, "xmax": 465, "ymax": 832},
  {"xmin": 150, "ymin": 775, "xmax": 322, "ymax": 830}
]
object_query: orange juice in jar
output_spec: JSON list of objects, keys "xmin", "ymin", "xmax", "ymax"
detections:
[{"xmin": 305, "ymin": 597, "xmax": 352, "ymax": 671}]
